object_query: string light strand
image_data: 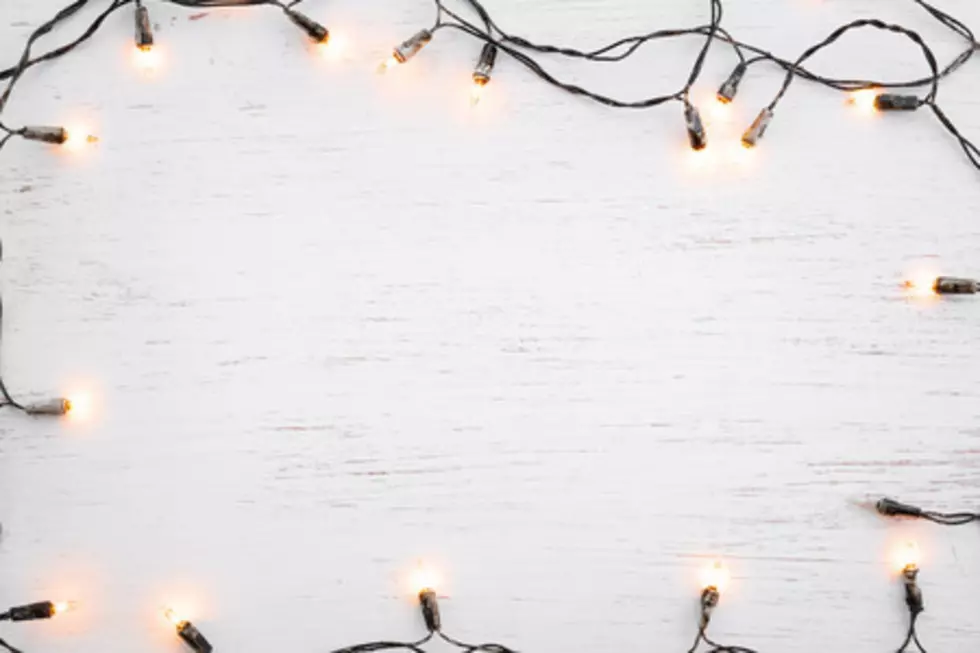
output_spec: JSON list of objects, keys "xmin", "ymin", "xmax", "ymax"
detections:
[{"xmin": 877, "ymin": 497, "xmax": 980, "ymax": 526}]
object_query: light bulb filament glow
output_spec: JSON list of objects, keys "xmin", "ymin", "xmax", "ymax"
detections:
[{"xmin": 701, "ymin": 560, "xmax": 729, "ymax": 593}]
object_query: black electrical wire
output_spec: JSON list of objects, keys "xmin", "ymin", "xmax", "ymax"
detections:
[
  {"xmin": 0, "ymin": 637, "xmax": 23, "ymax": 653},
  {"xmin": 876, "ymin": 497, "xmax": 980, "ymax": 526},
  {"xmin": 688, "ymin": 624, "xmax": 759, "ymax": 653},
  {"xmin": 437, "ymin": 630, "xmax": 518, "ymax": 653},
  {"xmin": 430, "ymin": 0, "xmax": 980, "ymax": 170},
  {"xmin": 930, "ymin": 102, "xmax": 980, "ymax": 170},
  {"xmin": 0, "ymin": 0, "xmax": 133, "ymax": 127},
  {"xmin": 436, "ymin": 13, "xmax": 684, "ymax": 108},
  {"xmin": 329, "ymin": 635, "xmax": 432, "ymax": 653},
  {"xmin": 0, "ymin": 0, "xmax": 120, "ymax": 116},
  {"xmin": 443, "ymin": 0, "xmax": 973, "ymax": 92},
  {"xmin": 766, "ymin": 19, "xmax": 941, "ymax": 110},
  {"xmin": 896, "ymin": 612, "xmax": 929, "ymax": 653}
]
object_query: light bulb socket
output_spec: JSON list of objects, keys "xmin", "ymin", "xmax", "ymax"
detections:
[
  {"xmin": 874, "ymin": 94, "xmax": 920, "ymax": 112},
  {"xmin": 684, "ymin": 103, "xmax": 707, "ymax": 151},
  {"xmin": 717, "ymin": 62, "xmax": 747, "ymax": 104},
  {"xmin": 876, "ymin": 497, "xmax": 923, "ymax": 518},
  {"xmin": 473, "ymin": 43, "xmax": 498, "ymax": 85},
  {"xmin": 393, "ymin": 29, "xmax": 432, "ymax": 64},
  {"xmin": 934, "ymin": 276, "xmax": 978, "ymax": 295},
  {"xmin": 285, "ymin": 9, "xmax": 329, "ymax": 44},
  {"xmin": 21, "ymin": 126, "xmax": 68, "ymax": 145},
  {"xmin": 175, "ymin": 619, "xmax": 213, "ymax": 653},
  {"xmin": 741, "ymin": 108, "xmax": 773, "ymax": 148},
  {"xmin": 418, "ymin": 588, "xmax": 441, "ymax": 632},
  {"xmin": 6, "ymin": 601, "xmax": 56, "ymax": 622},
  {"xmin": 135, "ymin": 5, "xmax": 154, "ymax": 51},
  {"xmin": 24, "ymin": 398, "xmax": 71, "ymax": 416},
  {"xmin": 699, "ymin": 586, "xmax": 720, "ymax": 627},
  {"xmin": 902, "ymin": 566, "xmax": 924, "ymax": 615}
]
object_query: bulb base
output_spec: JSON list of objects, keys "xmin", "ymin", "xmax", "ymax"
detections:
[
  {"xmin": 685, "ymin": 103, "xmax": 707, "ymax": 151},
  {"xmin": 717, "ymin": 62, "xmax": 747, "ymax": 104},
  {"xmin": 874, "ymin": 94, "xmax": 920, "ymax": 112},
  {"xmin": 902, "ymin": 566, "xmax": 924, "ymax": 615},
  {"xmin": 393, "ymin": 29, "xmax": 432, "ymax": 64},
  {"xmin": 135, "ymin": 5, "xmax": 154, "ymax": 50},
  {"xmin": 22, "ymin": 126, "xmax": 68, "ymax": 145},
  {"xmin": 741, "ymin": 108, "xmax": 773, "ymax": 148},
  {"xmin": 699, "ymin": 586, "xmax": 720, "ymax": 627},
  {"xmin": 286, "ymin": 9, "xmax": 329, "ymax": 44},
  {"xmin": 175, "ymin": 619, "xmax": 213, "ymax": 653},
  {"xmin": 934, "ymin": 277, "xmax": 978, "ymax": 295},
  {"xmin": 472, "ymin": 43, "xmax": 498, "ymax": 85},
  {"xmin": 418, "ymin": 588, "xmax": 441, "ymax": 632},
  {"xmin": 24, "ymin": 398, "xmax": 71, "ymax": 416},
  {"xmin": 7, "ymin": 602, "xmax": 56, "ymax": 622}
]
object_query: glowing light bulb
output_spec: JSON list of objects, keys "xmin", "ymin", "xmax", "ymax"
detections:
[
  {"xmin": 470, "ymin": 81, "xmax": 486, "ymax": 106},
  {"xmin": 378, "ymin": 29, "xmax": 432, "ymax": 74},
  {"xmin": 164, "ymin": 608, "xmax": 184, "ymax": 625},
  {"xmin": 133, "ymin": 45, "xmax": 161, "ymax": 71},
  {"xmin": 63, "ymin": 128, "xmax": 98, "ymax": 151},
  {"xmin": 65, "ymin": 391, "xmax": 95, "ymax": 422},
  {"xmin": 847, "ymin": 89, "xmax": 879, "ymax": 115},
  {"xmin": 315, "ymin": 37, "xmax": 340, "ymax": 61},
  {"xmin": 904, "ymin": 270, "xmax": 939, "ymax": 297},
  {"xmin": 164, "ymin": 607, "xmax": 212, "ymax": 653},
  {"xmin": 470, "ymin": 43, "xmax": 497, "ymax": 106},
  {"xmin": 709, "ymin": 98, "xmax": 732, "ymax": 121},
  {"xmin": 410, "ymin": 563, "xmax": 441, "ymax": 595},
  {"xmin": 899, "ymin": 541, "xmax": 921, "ymax": 572},
  {"xmin": 377, "ymin": 55, "xmax": 399, "ymax": 75},
  {"xmin": 701, "ymin": 560, "xmax": 729, "ymax": 593}
]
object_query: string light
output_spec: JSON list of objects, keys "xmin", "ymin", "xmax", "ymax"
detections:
[
  {"xmin": 875, "ymin": 496, "xmax": 980, "ymax": 651},
  {"xmin": 2, "ymin": 0, "xmax": 980, "ymax": 649},
  {"xmin": 164, "ymin": 608, "xmax": 213, "ymax": 653},
  {"xmin": 320, "ymin": 567, "xmax": 518, "ymax": 653},
  {"xmin": 741, "ymin": 108, "xmax": 773, "ymax": 148},
  {"xmin": 283, "ymin": 7, "xmax": 330, "ymax": 45},
  {"xmin": 877, "ymin": 496, "xmax": 980, "ymax": 526},
  {"xmin": 894, "ymin": 542, "xmax": 926, "ymax": 653},
  {"xmin": 134, "ymin": 2, "xmax": 154, "ymax": 52},
  {"xmin": 684, "ymin": 102, "xmax": 708, "ymax": 152},
  {"xmin": 684, "ymin": 101, "xmax": 708, "ymax": 151},
  {"xmin": 688, "ymin": 561, "xmax": 758, "ymax": 653},
  {"xmin": 470, "ymin": 43, "xmax": 497, "ymax": 105},
  {"xmin": 875, "ymin": 94, "xmax": 922, "ymax": 112},
  {"xmin": 0, "ymin": 600, "xmax": 74, "ymax": 622},
  {"xmin": 903, "ymin": 275, "xmax": 979, "ymax": 296},
  {"xmin": 933, "ymin": 276, "xmax": 979, "ymax": 294},
  {"xmin": 716, "ymin": 62, "xmax": 747, "ymax": 104},
  {"xmin": 846, "ymin": 88, "xmax": 879, "ymax": 115},
  {"xmin": 20, "ymin": 125, "xmax": 70, "ymax": 145},
  {"xmin": 377, "ymin": 29, "xmax": 433, "ymax": 74},
  {"xmin": 0, "ymin": 0, "xmax": 976, "ymax": 169},
  {"xmin": 23, "ymin": 398, "xmax": 73, "ymax": 417}
]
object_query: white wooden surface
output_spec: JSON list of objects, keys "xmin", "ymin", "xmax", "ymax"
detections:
[{"xmin": 2, "ymin": 1, "xmax": 980, "ymax": 651}]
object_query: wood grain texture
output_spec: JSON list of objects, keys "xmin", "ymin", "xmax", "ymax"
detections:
[{"xmin": 1, "ymin": 1, "xmax": 980, "ymax": 652}]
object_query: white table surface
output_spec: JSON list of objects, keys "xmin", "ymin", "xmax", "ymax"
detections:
[{"xmin": 2, "ymin": 1, "xmax": 980, "ymax": 651}]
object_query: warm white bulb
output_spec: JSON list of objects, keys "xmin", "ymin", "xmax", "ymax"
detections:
[
  {"xmin": 701, "ymin": 560, "xmax": 729, "ymax": 592},
  {"xmin": 377, "ymin": 56, "xmax": 398, "ymax": 75}
]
